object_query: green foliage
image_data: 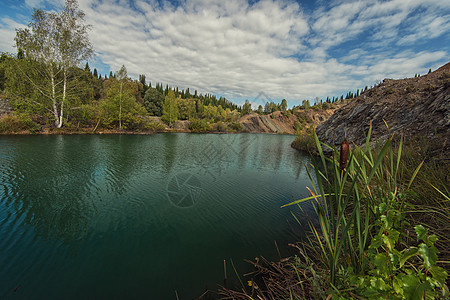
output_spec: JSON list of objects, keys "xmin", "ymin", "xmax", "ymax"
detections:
[
  {"xmin": 14, "ymin": 0, "xmax": 93, "ymax": 128},
  {"xmin": 0, "ymin": 114, "xmax": 40, "ymax": 133},
  {"xmin": 0, "ymin": 53, "xmax": 7, "ymax": 91},
  {"xmin": 264, "ymin": 101, "xmax": 279, "ymax": 114},
  {"xmin": 322, "ymin": 102, "xmax": 331, "ymax": 110},
  {"xmin": 241, "ymin": 100, "xmax": 252, "ymax": 115},
  {"xmin": 161, "ymin": 89, "xmax": 178, "ymax": 127},
  {"xmin": 294, "ymin": 120, "xmax": 301, "ymax": 135},
  {"xmin": 100, "ymin": 77, "xmax": 146, "ymax": 130},
  {"xmin": 126, "ymin": 116, "xmax": 165, "ymax": 132},
  {"xmin": 4, "ymin": 57, "xmax": 50, "ymax": 116},
  {"xmin": 214, "ymin": 121, "xmax": 227, "ymax": 132},
  {"xmin": 227, "ymin": 122, "xmax": 242, "ymax": 132},
  {"xmin": 301, "ymin": 99, "xmax": 310, "ymax": 109},
  {"xmin": 256, "ymin": 105, "xmax": 264, "ymax": 115},
  {"xmin": 202, "ymin": 104, "xmax": 218, "ymax": 121},
  {"xmin": 280, "ymin": 99, "xmax": 287, "ymax": 112},
  {"xmin": 291, "ymin": 125, "xmax": 315, "ymax": 152},
  {"xmin": 188, "ymin": 118, "xmax": 210, "ymax": 132},
  {"xmin": 177, "ymin": 98, "xmax": 196, "ymax": 120},
  {"xmin": 351, "ymin": 221, "xmax": 448, "ymax": 299},
  {"xmin": 284, "ymin": 126, "xmax": 449, "ymax": 298},
  {"xmin": 143, "ymin": 87, "xmax": 164, "ymax": 116},
  {"xmin": 70, "ymin": 103, "xmax": 99, "ymax": 127}
]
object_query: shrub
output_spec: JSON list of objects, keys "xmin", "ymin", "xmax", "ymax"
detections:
[
  {"xmin": 227, "ymin": 122, "xmax": 242, "ymax": 132},
  {"xmin": 214, "ymin": 121, "xmax": 227, "ymax": 132},
  {"xmin": 0, "ymin": 114, "xmax": 40, "ymax": 133},
  {"xmin": 290, "ymin": 125, "xmax": 315, "ymax": 152},
  {"xmin": 70, "ymin": 104, "xmax": 98, "ymax": 127},
  {"xmin": 321, "ymin": 102, "xmax": 331, "ymax": 110},
  {"xmin": 189, "ymin": 119, "xmax": 210, "ymax": 132}
]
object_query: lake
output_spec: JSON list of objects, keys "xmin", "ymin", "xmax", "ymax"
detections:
[{"xmin": 0, "ymin": 133, "xmax": 315, "ymax": 299}]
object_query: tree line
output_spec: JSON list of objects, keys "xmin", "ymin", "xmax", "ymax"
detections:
[{"xmin": 0, "ymin": 0, "xmax": 359, "ymax": 134}]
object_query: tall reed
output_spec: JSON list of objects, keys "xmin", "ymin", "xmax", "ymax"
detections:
[{"xmin": 283, "ymin": 123, "xmax": 448, "ymax": 298}]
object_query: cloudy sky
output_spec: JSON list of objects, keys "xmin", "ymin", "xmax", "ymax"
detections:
[{"xmin": 0, "ymin": 0, "xmax": 449, "ymax": 106}]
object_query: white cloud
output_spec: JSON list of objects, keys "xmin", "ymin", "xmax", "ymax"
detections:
[
  {"xmin": 2, "ymin": 0, "xmax": 449, "ymax": 104},
  {"xmin": 0, "ymin": 17, "xmax": 27, "ymax": 53}
]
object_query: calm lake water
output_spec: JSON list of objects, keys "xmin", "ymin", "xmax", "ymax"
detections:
[{"xmin": 0, "ymin": 133, "xmax": 315, "ymax": 299}]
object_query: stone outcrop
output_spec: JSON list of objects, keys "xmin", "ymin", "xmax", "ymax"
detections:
[
  {"xmin": 316, "ymin": 62, "xmax": 450, "ymax": 155},
  {"xmin": 239, "ymin": 111, "xmax": 298, "ymax": 134}
]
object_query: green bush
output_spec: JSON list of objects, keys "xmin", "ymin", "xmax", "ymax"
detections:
[
  {"xmin": 123, "ymin": 116, "xmax": 165, "ymax": 132},
  {"xmin": 290, "ymin": 125, "xmax": 315, "ymax": 152},
  {"xmin": 214, "ymin": 121, "xmax": 227, "ymax": 132},
  {"xmin": 70, "ymin": 104, "xmax": 98, "ymax": 127},
  {"xmin": 322, "ymin": 102, "xmax": 331, "ymax": 110},
  {"xmin": 189, "ymin": 118, "xmax": 210, "ymax": 132},
  {"xmin": 0, "ymin": 114, "xmax": 40, "ymax": 133},
  {"xmin": 227, "ymin": 122, "xmax": 242, "ymax": 132}
]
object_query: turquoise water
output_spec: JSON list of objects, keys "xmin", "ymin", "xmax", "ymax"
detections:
[{"xmin": 0, "ymin": 133, "xmax": 315, "ymax": 299}]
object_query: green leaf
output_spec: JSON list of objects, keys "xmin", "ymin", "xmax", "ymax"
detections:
[
  {"xmin": 415, "ymin": 225, "xmax": 427, "ymax": 243},
  {"xmin": 382, "ymin": 234, "xmax": 396, "ymax": 251},
  {"xmin": 413, "ymin": 282, "xmax": 432, "ymax": 300},
  {"xmin": 389, "ymin": 251, "xmax": 399, "ymax": 266},
  {"xmin": 369, "ymin": 234, "xmax": 383, "ymax": 250},
  {"xmin": 429, "ymin": 266, "xmax": 448, "ymax": 286},
  {"xmin": 372, "ymin": 253, "xmax": 388, "ymax": 274},
  {"xmin": 390, "ymin": 229, "xmax": 400, "ymax": 243},
  {"xmin": 428, "ymin": 234, "xmax": 438, "ymax": 246},
  {"xmin": 367, "ymin": 137, "xmax": 392, "ymax": 184},
  {"xmin": 407, "ymin": 160, "xmax": 424, "ymax": 190},
  {"xmin": 281, "ymin": 193, "xmax": 328, "ymax": 208},
  {"xmin": 400, "ymin": 247, "xmax": 418, "ymax": 268},
  {"xmin": 380, "ymin": 214, "xmax": 389, "ymax": 228},
  {"xmin": 418, "ymin": 244, "xmax": 438, "ymax": 269},
  {"xmin": 401, "ymin": 274, "xmax": 421, "ymax": 300}
]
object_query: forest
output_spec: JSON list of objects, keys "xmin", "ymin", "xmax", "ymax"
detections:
[
  {"xmin": 0, "ymin": 50, "xmax": 358, "ymax": 135},
  {"xmin": 0, "ymin": 0, "xmax": 354, "ymax": 135}
]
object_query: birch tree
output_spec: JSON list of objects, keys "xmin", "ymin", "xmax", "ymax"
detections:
[
  {"xmin": 100, "ymin": 66, "xmax": 146, "ymax": 130},
  {"xmin": 162, "ymin": 89, "xmax": 178, "ymax": 127},
  {"xmin": 14, "ymin": 0, "xmax": 93, "ymax": 128}
]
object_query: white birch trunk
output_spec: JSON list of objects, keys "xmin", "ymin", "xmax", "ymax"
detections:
[
  {"xmin": 119, "ymin": 81, "xmax": 123, "ymax": 130},
  {"xmin": 57, "ymin": 67, "xmax": 67, "ymax": 128},
  {"xmin": 50, "ymin": 68, "xmax": 60, "ymax": 127}
]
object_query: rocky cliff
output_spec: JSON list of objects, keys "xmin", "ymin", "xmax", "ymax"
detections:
[
  {"xmin": 316, "ymin": 62, "xmax": 450, "ymax": 155},
  {"xmin": 239, "ymin": 112, "xmax": 296, "ymax": 134},
  {"xmin": 239, "ymin": 109, "xmax": 336, "ymax": 134}
]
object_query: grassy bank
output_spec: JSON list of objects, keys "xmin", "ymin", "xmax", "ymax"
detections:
[
  {"xmin": 221, "ymin": 126, "xmax": 449, "ymax": 299},
  {"xmin": 0, "ymin": 113, "xmax": 248, "ymax": 135}
]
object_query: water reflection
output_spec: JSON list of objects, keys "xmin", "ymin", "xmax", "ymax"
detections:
[
  {"xmin": 0, "ymin": 134, "xmax": 315, "ymax": 299},
  {"xmin": 1, "ymin": 136, "xmax": 101, "ymax": 243}
]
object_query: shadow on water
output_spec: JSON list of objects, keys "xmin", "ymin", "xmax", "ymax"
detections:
[{"xmin": 162, "ymin": 133, "xmax": 178, "ymax": 174}]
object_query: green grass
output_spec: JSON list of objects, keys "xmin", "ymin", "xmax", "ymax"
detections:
[
  {"xmin": 221, "ymin": 124, "xmax": 449, "ymax": 299},
  {"xmin": 282, "ymin": 124, "xmax": 449, "ymax": 298}
]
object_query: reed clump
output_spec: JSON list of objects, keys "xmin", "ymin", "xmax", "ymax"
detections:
[{"xmin": 221, "ymin": 124, "xmax": 449, "ymax": 299}]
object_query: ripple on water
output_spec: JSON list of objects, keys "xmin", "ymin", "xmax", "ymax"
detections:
[{"xmin": 0, "ymin": 134, "xmax": 315, "ymax": 299}]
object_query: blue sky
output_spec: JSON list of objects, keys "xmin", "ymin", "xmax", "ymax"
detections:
[{"xmin": 1, "ymin": 0, "xmax": 449, "ymax": 106}]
